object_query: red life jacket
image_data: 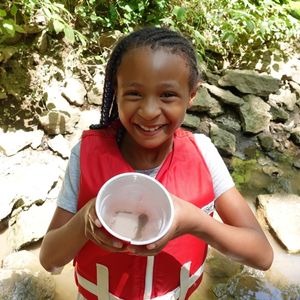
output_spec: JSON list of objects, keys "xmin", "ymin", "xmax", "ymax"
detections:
[{"xmin": 75, "ymin": 125, "xmax": 215, "ymax": 300}]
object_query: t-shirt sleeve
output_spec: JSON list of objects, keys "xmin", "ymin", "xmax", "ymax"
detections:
[
  {"xmin": 194, "ymin": 133, "xmax": 235, "ymax": 200},
  {"xmin": 57, "ymin": 142, "xmax": 81, "ymax": 213}
]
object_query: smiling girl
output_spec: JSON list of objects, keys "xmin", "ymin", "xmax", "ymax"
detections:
[{"xmin": 40, "ymin": 27, "xmax": 273, "ymax": 300}]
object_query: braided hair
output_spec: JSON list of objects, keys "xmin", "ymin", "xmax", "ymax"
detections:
[{"xmin": 90, "ymin": 27, "xmax": 200, "ymax": 132}]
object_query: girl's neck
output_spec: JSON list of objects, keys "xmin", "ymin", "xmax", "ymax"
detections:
[{"xmin": 120, "ymin": 133, "xmax": 173, "ymax": 170}]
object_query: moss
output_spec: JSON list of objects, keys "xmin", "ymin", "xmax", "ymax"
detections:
[{"xmin": 230, "ymin": 157, "xmax": 258, "ymax": 190}]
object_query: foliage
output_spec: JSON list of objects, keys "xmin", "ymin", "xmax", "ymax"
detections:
[
  {"xmin": 160, "ymin": 0, "xmax": 300, "ymax": 67},
  {"xmin": 0, "ymin": 0, "xmax": 299, "ymax": 68},
  {"xmin": 0, "ymin": 3, "xmax": 25, "ymax": 44},
  {"xmin": 0, "ymin": 0, "xmax": 86, "ymax": 46},
  {"xmin": 74, "ymin": 0, "xmax": 169, "ymax": 32}
]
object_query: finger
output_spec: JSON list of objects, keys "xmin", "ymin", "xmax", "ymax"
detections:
[
  {"xmin": 89, "ymin": 206, "xmax": 102, "ymax": 228},
  {"xmin": 88, "ymin": 224, "xmax": 124, "ymax": 250},
  {"xmin": 146, "ymin": 243, "xmax": 156, "ymax": 250}
]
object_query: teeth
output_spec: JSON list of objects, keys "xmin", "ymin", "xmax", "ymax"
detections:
[{"xmin": 139, "ymin": 124, "xmax": 161, "ymax": 132}]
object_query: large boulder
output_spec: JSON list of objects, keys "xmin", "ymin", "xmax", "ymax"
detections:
[{"xmin": 257, "ymin": 193, "xmax": 300, "ymax": 253}]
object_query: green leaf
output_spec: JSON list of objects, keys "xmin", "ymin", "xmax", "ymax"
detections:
[
  {"xmin": 75, "ymin": 31, "xmax": 87, "ymax": 47},
  {"xmin": 42, "ymin": 7, "xmax": 52, "ymax": 20},
  {"xmin": 64, "ymin": 26, "xmax": 75, "ymax": 44},
  {"xmin": 53, "ymin": 19, "xmax": 65, "ymax": 34},
  {"xmin": 10, "ymin": 4, "xmax": 18, "ymax": 16},
  {"xmin": 172, "ymin": 6, "xmax": 186, "ymax": 21},
  {"xmin": 15, "ymin": 24, "xmax": 25, "ymax": 33},
  {"xmin": 123, "ymin": 4, "xmax": 133, "ymax": 13},
  {"xmin": 2, "ymin": 19, "xmax": 15, "ymax": 37},
  {"xmin": 0, "ymin": 9, "xmax": 7, "ymax": 17},
  {"xmin": 223, "ymin": 31, "xmax": 236, "ymax": 45}
]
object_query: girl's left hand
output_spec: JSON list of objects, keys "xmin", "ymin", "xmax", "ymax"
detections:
[{"xmin": 126, "ymin": 193, "xmax": 196, "ymax": 256}]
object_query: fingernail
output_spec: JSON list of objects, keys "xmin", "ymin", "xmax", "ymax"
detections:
[
  {"xmin": 113, "ymin": 241, "xmax": 122, "ymax": 248},
  {"xmin": 147, "ymin": 244, "xmax": 155, "ymax": 250},
  {"xmin": 95, "ymin": 219, "xmax": 102, "ymax": 228}
]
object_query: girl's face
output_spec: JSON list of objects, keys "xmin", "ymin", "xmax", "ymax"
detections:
[{"xmin": 116, "ymin": 46, "xmax": 197, "ymax": 150}]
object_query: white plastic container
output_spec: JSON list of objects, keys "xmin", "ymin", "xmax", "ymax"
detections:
[{"xmin": 95, "ymin": 172, "xmax": 174, "ymax": 245}]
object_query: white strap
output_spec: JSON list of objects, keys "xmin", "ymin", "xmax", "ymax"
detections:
[
  {"xmin": 151, "ymin": 262, "xmax": 204, "ymax": 300},
  {"xmin": 97, "ymin": 264, "xmax": 109, "ymax": 300},
  {"xmin": 144, "ymin": 256, "xmax": 155, "ymax": 299},
  {"xmin": 179, "ymin": 262, "xmax": 191, "ymax": 300},
  {"xmin": 76, "ymin": 261, "xmax": 204, "ymax": 300},
  {"xmin": 76, "ymin": 265, "xmax": 122, "ymax": 300}
]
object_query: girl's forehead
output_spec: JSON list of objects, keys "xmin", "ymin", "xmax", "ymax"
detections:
[
  {"xmin": 125, "ymin": 45, "xmax": 180, "ymax": 57},
  {"xmin": 120, "ymin": 46, "xmax": 188, "ymax": 67},
  {"xmin": 116, "ymin": 46, "xmax": 191, "ymax": 88}
]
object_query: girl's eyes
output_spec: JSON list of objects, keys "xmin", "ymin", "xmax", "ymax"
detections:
[
  {"xmin": 161, "ymin": 92, "xmax": 177, "ymax": 98},
  {"xmin": 124, "ymin": 91, "xmax": 142, "ymax": 98},
  {"xmin": 123, "ymin": 91, "xmax": 178, "ymax": 101}
]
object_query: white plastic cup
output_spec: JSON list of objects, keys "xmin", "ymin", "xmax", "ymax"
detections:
[{"xmin": 95, "ymin": 172, "xmax": 174, "ymax": 245}]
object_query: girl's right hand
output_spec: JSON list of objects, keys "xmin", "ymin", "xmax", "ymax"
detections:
[{"xmin": 83, "ymin": 198, "xmax": 125, "ymax": 252}]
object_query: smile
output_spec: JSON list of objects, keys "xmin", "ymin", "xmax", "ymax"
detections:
[{"xmin": 138, "ymin": 124, "xmax": 163, "ymax": 132}]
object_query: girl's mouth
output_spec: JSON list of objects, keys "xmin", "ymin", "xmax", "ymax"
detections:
[{"xmin": 138, "ymin": 124, "xmax": 163, "ymax": 132}]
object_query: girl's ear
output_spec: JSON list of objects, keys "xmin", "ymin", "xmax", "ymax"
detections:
[{"xmin": 188, "ymin": 81, "xmax": 202, "ymax": 107}]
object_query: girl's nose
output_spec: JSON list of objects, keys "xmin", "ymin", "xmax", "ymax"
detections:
[{"xmin": 138, "ymin": 98, "xmax": 161, "ymax": 120}]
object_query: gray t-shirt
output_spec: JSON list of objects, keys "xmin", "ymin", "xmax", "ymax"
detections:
[{"xmin": 57, "ymin": 134, "xmax": 234, "ymax": 214}]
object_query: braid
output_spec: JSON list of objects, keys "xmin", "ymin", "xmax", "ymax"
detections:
[{"xmin": 90, "ymin": 26, "xmax": 200, "ymax": 130}]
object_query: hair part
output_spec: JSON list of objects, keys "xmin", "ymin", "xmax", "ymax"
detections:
[{"xmin": 91, "ymin": 27, "xmax": 200, "ymax": 130}]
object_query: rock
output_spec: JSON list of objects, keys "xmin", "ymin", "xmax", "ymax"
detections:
[
  {"xmin": 38, "ymin": 110, "xmax": 80, "ymax": 135},
  {"xmin": 45, "ymin": 79, "xmax": 73, "ymax": 111},
  {"xmin": 289, "ymin": 81, "xmax": 300, "ymax": 97},
  {"xmin": 203, "ymin": 83, "xmax": 244, "ymax": 106},
  {"xmin": 35, "ymin": 30, "xmax": 48, "ymax": 54},
  {"xmin": 62, "ymin": 77, "xmax": 87, "ymax": 106},
  {"xmin": 262, "ymin": 165, "xmax": 283, "ymax": 177},
  {"xmin": 183, "ymin": 114, "xmax": 201, "ymax": 130},
  {"xmin": 0, "ymin": 130, "xmax": 44, "ymax": 156},
  {"xmin": 293, "ymin": 159, "xmax": 300, "ymax": 169},
  {"xmin": 0, "ymin": 251, "xmax": 55, "ymax": 300},
  {"xmin": 7, "ymin": 200, "xmax": 56, "ymax": 251},
  {"xmin": 215, "ymin": 114, "xmax": 241, "ymax": 132},
  {"xmin": 75, "ymin": 109, "xmax": 100, "ymax": 131},
  {"xmin": 218, "ymin": 69, "xmax": 280, "ymax": 97},
  {"xmin": 290, "ymin": 126, "xmax": 300, "ymax": 145},
  {"xmin": 204, "ymin": 71, "xmax": 221, "ymax": 86},
  {"xmin": 188, "ymin": 87, "xmax": 223, "ymax": 117},
  {"xmin": 239, "ymin": 95, "xmax": 271, "ymax": 134},
  {"xmin": 0, "ymin": 149, "xmax": 65, "ymax": 223},
  {"xmin": 209, "ymin": 123, "xmax": 236, "ymax": 156},
  {"xmin": 257, "ymin": 193, "xmax": 300, "ymax": 253},
  {"xmin": 48, "ymin": 134, "xmax": 70, "ymax": 159},
  {"xmin": 269, "ymin": 88, "xmax": 297, "ymax": 111},
  {"xmin": 257, "ymin": 132, "xmax": 274, "ymax": 152},
  {"xmin": 269, "ymin": 104, "xmax": 289, "ymax": 122},
  {"xmin": 291, "ymin": 70, "xmax": 300, "ymax": 85},
  {"xmin": 87, "ymin": 72, "xmax": 104, "ymax": 105}
]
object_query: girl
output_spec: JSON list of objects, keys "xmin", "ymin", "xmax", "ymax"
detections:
[{"xmin": 39, "ymin": 27, "xmax": 273, "ymax": 300}]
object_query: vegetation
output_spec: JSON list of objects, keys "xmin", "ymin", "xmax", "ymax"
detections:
[{"xmin": 0, "ymin": 0, "xmax": 300, "ymax": 67}]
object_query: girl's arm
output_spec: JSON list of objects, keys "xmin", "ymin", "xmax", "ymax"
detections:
[
  {"xmin": 39, "ymin": 206, "xmax": 88, "ymax": 272},
  {"xmin": 39, "ymin": 199, "xmax": 126, "ymax": 272},
  {"xmin": 196, "ymin": 187, "xmax": 273, "ymax": 270},
  {"xmin": 129, "ymin": 187, "xmax": 273, "ymax": 271}
]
